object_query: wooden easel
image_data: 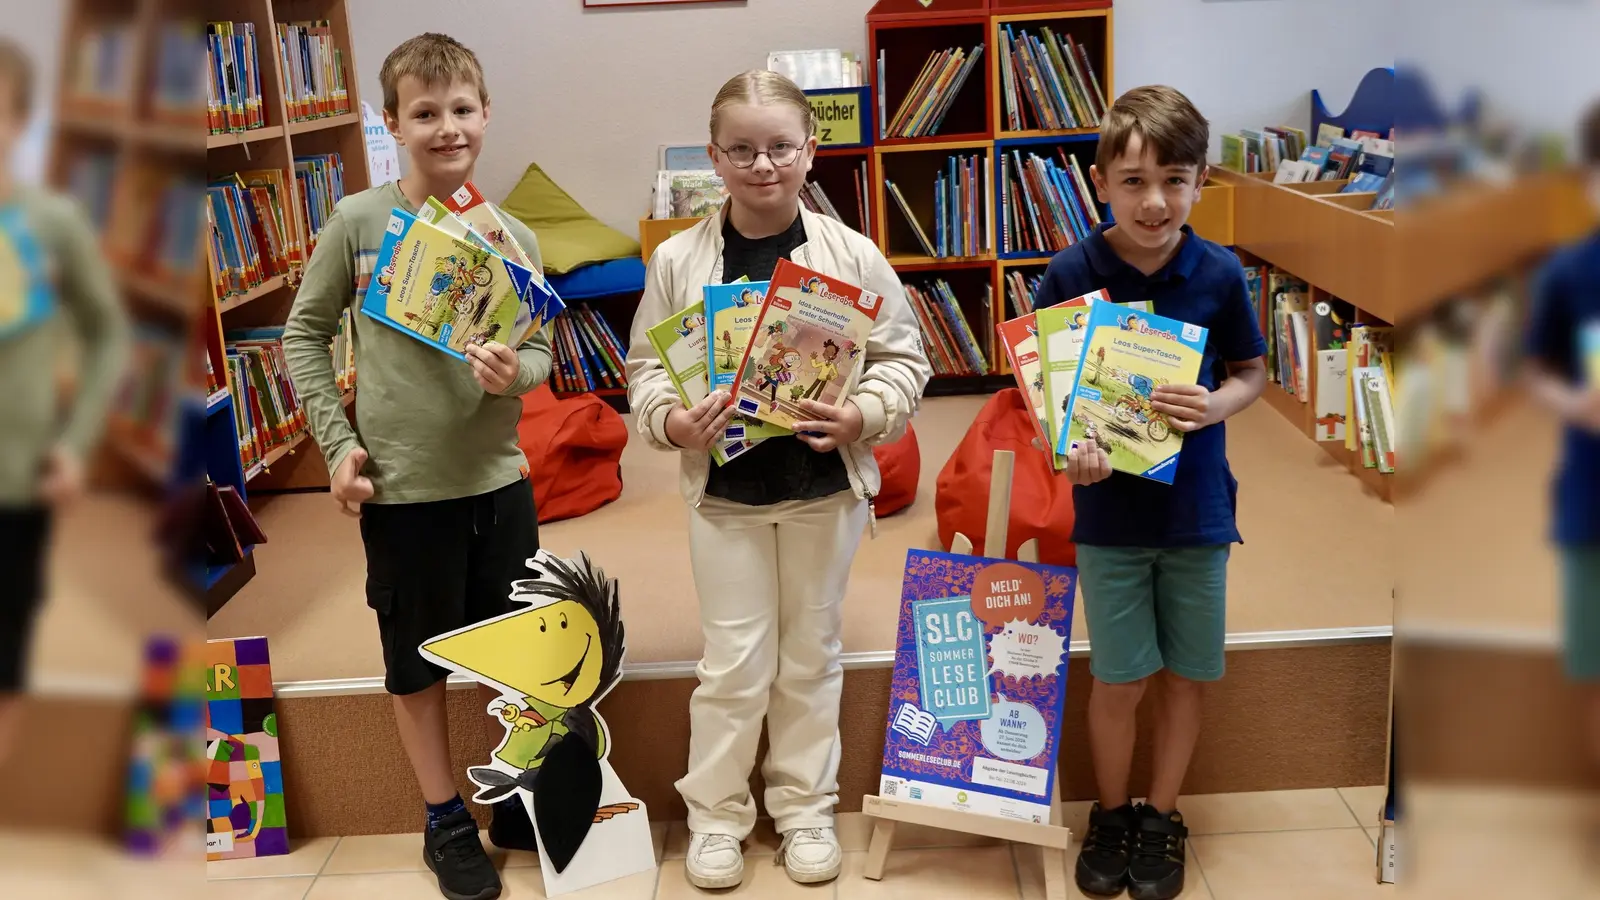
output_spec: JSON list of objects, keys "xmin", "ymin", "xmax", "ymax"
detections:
[{"xmin": 861, "ymin": 449, "xmax": 1074, "ymax": 898}]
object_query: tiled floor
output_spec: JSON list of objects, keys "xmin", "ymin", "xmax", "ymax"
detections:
[{"xmin": 189, "ymin": 787, "xmax": 1395, "ymax": 899}]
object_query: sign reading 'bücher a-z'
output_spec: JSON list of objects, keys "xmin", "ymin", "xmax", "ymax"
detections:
[{"xmin": 805, "ymin": 87, "xmax": 872, "ymax": 149}]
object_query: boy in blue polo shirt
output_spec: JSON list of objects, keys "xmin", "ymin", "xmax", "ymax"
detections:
[
  {"xmin": 1525, "ymin": 99, "xmax": 1600, "ymax": 752},
  {"xmin": 1034, "ymin": 85, "xmax": 1267, "ymax": 900}
]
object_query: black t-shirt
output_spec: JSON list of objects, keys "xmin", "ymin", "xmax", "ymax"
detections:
[{"xmin": 703, "ymin": 214, "xmax": 852, "ymax": 506}]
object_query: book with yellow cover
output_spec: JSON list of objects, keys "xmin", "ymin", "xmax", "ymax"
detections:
[
  {"xmin": 644, "ymin": 301, "xmax": 760, "ymax": 466},
  {"xmin": 1033, "ymin": 290, "xmax": 1110, "ymax": 471},
  {"xmin": 362, "ymin": 208, "xmax": 542, "ymax": 361},
  {"xmin": 730, "ymin": 258, "xmax": 881, "ymax": 431},
  {"xmin": 1057, "ymin": 301, "xmax": 1208, "ymax": 484},
  {"xmin": 706, "ymin": 280, "xmax": 789, "ymax": 442}
]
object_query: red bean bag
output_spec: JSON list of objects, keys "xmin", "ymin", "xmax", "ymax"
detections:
[
  {"xmin": 935, "ymin": 388, "xmax": 1076, "ymax": 567},
  {"xmin": 871, "ymin": 420, "xmax": 921, "ymax": 517},
  {"xmin": 516, "ymin": 384, "xmax": 626, "ymax": 524}
]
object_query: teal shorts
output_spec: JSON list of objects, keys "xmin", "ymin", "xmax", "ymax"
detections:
[
  {"xmin": 1076, "ymin": 544, "xmax": 1231, "ymax": 684},
  {"xmin": 1562, "ymin": 546, "xmax": 1600, "ymax": 681}
]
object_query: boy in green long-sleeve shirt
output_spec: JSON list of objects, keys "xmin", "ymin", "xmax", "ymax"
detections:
[
  {"xmin": 0, "ymin": 38, "xmax": 129, "ymax": 765},
  {"xmin": 280, "ymin": 32, "xmax": 551, "ymax": 900}
]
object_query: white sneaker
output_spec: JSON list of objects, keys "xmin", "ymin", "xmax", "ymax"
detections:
[
  {"xmin": 685, "ymin": 832, "xmax": 744, "ymax": 889},
  {"xmin": 775, "ymin": 827, "xmax": 842, "ymax": 884}
]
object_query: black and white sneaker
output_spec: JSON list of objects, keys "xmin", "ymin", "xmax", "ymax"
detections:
[
  {"xmin": 423, "ymin": 807, "xmax": 503, "ymax": 900},
  {"xmin": 1127, "ymin": 804, "xmax": 1188, "ymax": 900},
  {"xmin": 1075, "ymin": 802, "xmax": 1139, "ymax": 896}
]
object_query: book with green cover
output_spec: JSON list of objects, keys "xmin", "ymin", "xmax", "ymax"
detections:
[
  {"xmin": 1033, "ymin": 289, "xmax": 1108, "ymax": 470},
  {"xmin": 644, "ymin": 301, "xmax": 760, "ymax": 466},
  {"xmin": 1056, "ymin": 301, "xmax": 1208, "ymax": 484},
  {"xmin": 705, "ymin": 280, "xmax": 789, "ymax": 441}
]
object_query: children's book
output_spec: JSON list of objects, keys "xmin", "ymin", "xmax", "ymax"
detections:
[
  {"xmin": 205, "ymin": 636, "xmax": 288, "ymax": 861},
  {"xmin": 705, "ymin": 279, "xmax": 788, "ymax": 441},
  {"xmin": 730, "ymin": 258, "xmax": 880, "ymax": 430},
  {"xmin": 362, "ymin": 208, "xmax": 543, "ymax": 361},
  {"xmin": 1033, "ymin": 290, "xmax": 1111, "ymax": 470},
  {"xmin": 1583, "ymin": 320, "xmax": 1600, "ymax": 387},
  {"xmin": 644, "ymin": 300, "xmax": 760, "ymax": 466},
  {"xmin": 0, "ymin": 204, "xmax": 53, "ymax": 340},
  {"xmin": 414, "ymin": 194, "xmax": 562, "ymax": 334},
  {"xmin": 1057, "ymin": 302, "xmax": 1208, "ymax": 484},
  {"xmin": 439, "ymin": 182, "xmax": 540, "ymax": 274}
]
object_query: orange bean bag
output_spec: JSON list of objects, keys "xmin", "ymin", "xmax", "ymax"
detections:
[
  {"xmin": 935, "ymin": 388, "xmax": 1076, "ymax": 567},
  {"xmin": 871, "ymin": 420, "xmax": 920, "ymax": 517},
  {"xmin": 516, "ymin": 384, "xmax": 626, "ymax": 524}
]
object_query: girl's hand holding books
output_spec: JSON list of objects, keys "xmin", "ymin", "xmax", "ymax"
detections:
[
  {"xmin": 1150, "ymin": 383, "xmax": 1215, "ymax": 432},
  {"xmin": 793, "ymin": 398, "xmax": 864, "ymax": 453},
  {"xmin": 466, "ymin": 341, "xmax": 522, "ymax": 394},
  {"xmin": 667, "ymin": 391, "xmax": 738, "ymax": 451},
  {"xmin": 1064, "ymin": 438, "xmax": 1112, "ymax": 485}
]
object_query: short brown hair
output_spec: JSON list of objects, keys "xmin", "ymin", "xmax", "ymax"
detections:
[
  {"xmin": 709, "ymin": 70, "xmax": 815, "ymax": 142},
  {"xmin": 379, "ymin": 33, "xmax": 488, "ymax": 116},
  {"xmin": 1096, "ymin": 85, "xmax": 1209, "ymax": 172},
  {"xmin": 0, "ymin": 37, "xmax": 34, "ymax": 120},
  {"xmin": 1582, "ymin": 98, "xmax": 1600, "ymax": 167}
]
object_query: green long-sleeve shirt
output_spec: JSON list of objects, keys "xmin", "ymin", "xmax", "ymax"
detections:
[
  {"xmin": 0, "ymin": 186, "xmax": 130, "ymax": 508},
  {"xmin": 281, "ymin": 182, "xmax": 553, "ymax": 504}
]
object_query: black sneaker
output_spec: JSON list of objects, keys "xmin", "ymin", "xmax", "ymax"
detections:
[
  {"xmin": 423, "ymin": 807, "xmax": 502, "ymax": 900},
  {"xmin": 1128, "ymin": 804, "xmax": 1188, "ymax": 900},
  {"xmin": 1076, "ymin": 802, "xmax": 1139, "ymax": 896},
  {"xmin": 487, "ymin": 797, "xmax": 539, "ymax": 853}
]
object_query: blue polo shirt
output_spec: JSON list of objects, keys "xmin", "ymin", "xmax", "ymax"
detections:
[
  {"xmin": 1036, "ymin": 224, "xmax": 1267, "ymax": 548},
  {"xmin": 1525, "ymin": 230, "xmax": 1600, "ymax": 546}
]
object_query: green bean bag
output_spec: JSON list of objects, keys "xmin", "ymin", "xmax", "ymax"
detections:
[{"xmin": 499, "ymin": 161, "xmax": 641, "ymax": 274}]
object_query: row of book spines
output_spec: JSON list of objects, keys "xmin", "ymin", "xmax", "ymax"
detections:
[
  {"xmin": 277, "ymin": 21, "xmax": 352, "ymax": 122},
  {"xmin": 998, "ymin": 24, "xmax": 1105, "ymax": 132},
  {"xmin": 801, "ymin": 162, "xmax": 872, "ymax": 236},
  {"xmin": 882, "ymin": 44, "xmax": 986, "ymax": 139},
  {"xmin": 223, "ymin": 335, "xmax": 306, "ymax": 473},
  {"xmin": 208, "ymin": 177, "xmax": 291, "ymax": 299},
  {"xmin": 1005, "ymin": 270, "xmax": 1042, "ymax": 317},
  {"xmin": 295, "ymin": 154, "xmax": 346, "ymax": 254},
  {"xmin": 907, "ymin": 281, "xmax": 992, "ymax": 377},
  {"xmin": 935, "ymin": 154, "xmax": 991, "ymax": 258},
  {"xmin": 207, "ymin": 22, "xmax": 265, "ymax": 135},
  {"xmin": 116, "ymin": 328, "xmax": 186, "ymax": 432},
  {"xmin": 1000, "ymin": 147, "xmax": 1100, "ymax": 254},
  {"xmin": 550, "ymin": 306, "xmax": 629, "ymax": 394}
]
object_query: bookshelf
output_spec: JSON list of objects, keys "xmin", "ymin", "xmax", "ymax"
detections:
[{"xmin": 49, "ymin": 0, "xmax": 367, "ymax": 608}]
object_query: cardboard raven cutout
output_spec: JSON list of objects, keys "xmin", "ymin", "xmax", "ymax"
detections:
[{"xmin": 418, "ymin": 550, "xmax": 655, "ymax": 895}]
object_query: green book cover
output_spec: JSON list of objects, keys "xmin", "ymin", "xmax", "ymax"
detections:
[{"xmin": 645, "ymin": 301, "xmax": 761, "ymax": 466}]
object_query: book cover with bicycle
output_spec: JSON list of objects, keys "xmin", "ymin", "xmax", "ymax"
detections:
[
  {"xmin": 1057, "ymin": 302, "xmax": 1208, "ymax": 484},
  {"xmin": 362, "ymin": 207, "xmax": 545, "ymax": 362}
]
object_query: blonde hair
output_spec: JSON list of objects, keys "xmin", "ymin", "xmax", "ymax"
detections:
[
  {"xmin": 709, "ymin": 70, "xmax": 815, "ymax": 142},
  {"xmin": 380, "ymin": 33, "xmax": 488, "ymax": 116}
]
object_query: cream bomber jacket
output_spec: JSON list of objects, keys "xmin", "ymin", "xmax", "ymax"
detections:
[{"xmin": 625, "ymin": 202, "xmax": 933, "ymax": 515}]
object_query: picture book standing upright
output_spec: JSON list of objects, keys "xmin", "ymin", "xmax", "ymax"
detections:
[
  {"xmin": 205, "ymin": 636, "xmax": 289, "ymax": 862},
  {"xmin": 730, "ymin": 258, "xmax": 880, "ymax": 430},
  {"xmin": 1058, "ymin": 302, "xmax": 1209, "ymax": 484}
]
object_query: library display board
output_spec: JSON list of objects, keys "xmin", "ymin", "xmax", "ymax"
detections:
[{"xmin": 640, "ymin": 0, "xmax": 1118, "ymax": 403}]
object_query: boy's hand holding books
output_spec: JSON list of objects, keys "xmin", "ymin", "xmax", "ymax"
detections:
[
  {"xmin": 667, "ymin": 391, "xmax": 739, "ymax": 451},
  {"xmin": 37, "ymin": 446, "xmax": 84, "ymax": 507},
  {"xmin": 332, "ymin": 447, "xmax": 375, "ymax": 517},
  {"xmin": 466, "ymin": 341, "xmax": 521, "ymax": 394},
  {"xmin": 793, "ymin": 398, "xmax": 864, "ymax": 453},
  {"xmin": 1149, "ymin": 383, "xmax": 1216, "ymax": 432}
]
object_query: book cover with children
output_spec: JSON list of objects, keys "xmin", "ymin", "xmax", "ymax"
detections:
[
  {"xmin": 644, "ymin": 300, "xmax": 760, "ymax": 466},
  {"xmin": 1058, "ymin": 302, "xmax": 1209, "ymax": 484},
  {"xmin": 1034, "ymin": 290, "xmax": 1112, "ymax": 471},
  {"xmin": 362, "ymin": 207, "xmax": 544, "ymax": 361},
  {"xmin": 705, "ymin": 280, "xmax": 788, "ymax": 441},
  {"xmin": 730, "ymin": 258, "xmax": 880, "ymax": 430},
  {"xmin": 878, "ymin": 550, "xmax": 1077, "ymax": 825}
]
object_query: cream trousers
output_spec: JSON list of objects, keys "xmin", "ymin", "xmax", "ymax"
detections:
[{"xmin": 674, "ymin": 489, "xmax": 868, "ymax": 837}]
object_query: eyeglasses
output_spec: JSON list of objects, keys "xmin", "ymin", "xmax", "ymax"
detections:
[{"xmin": 714, "ymin": 141, "xmax": 803, "ymax": 169}]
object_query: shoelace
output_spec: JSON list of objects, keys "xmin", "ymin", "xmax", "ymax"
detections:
[
  {"xmin": 1132, "ymin": 820, "xmax": 1182, "ymax": 865},
  {"xmin": 695, "ymin": 834, "xmax": 740, "ymax": 863},
  {"xmin": 1083, "ymin": 819, "xmax": 1131, "ymax": 857},
  {"xmin": 774, "ymin": 828, "xmax": 826, "ymax": 865}
]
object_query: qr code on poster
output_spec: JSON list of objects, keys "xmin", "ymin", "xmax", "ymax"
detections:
[{"xmin": 883, "ymin": 780, "xmax": 899, "ymax": 797}]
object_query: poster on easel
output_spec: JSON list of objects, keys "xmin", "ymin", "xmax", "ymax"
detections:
[{"xmin": 878, "ymin": 549, "xmax": 1077, "ymax": 825}]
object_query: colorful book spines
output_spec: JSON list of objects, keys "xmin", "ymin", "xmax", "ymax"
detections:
[
  {"xmin": 998, "ymin": 24, "xmax": 1105, "ymax": 133},
  {"xmin": 551, "ymin": 306, "xmax": 629, "ymax": 395},
  {"xmin": 207, "ymin": 22, "xmax": 265, "ymax": 134},
  {"xmin": 277, "ymin": 20, "xmax": 351, "ymax": 122},
  {"xmin": 1001, "ymin": 147, "xmax": 1099, "ymax": 255}
]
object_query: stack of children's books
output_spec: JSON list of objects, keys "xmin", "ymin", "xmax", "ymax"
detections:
[
  {"xmin": 647, "ymin": 258, "xmax": 882, "ymax": 464},
  {"xmin": 360, "ymin": 182, "xmax": 563, "ymax": 362},
  {"xmin": 998, "ymin": 291, "xmax": 1208, "ymax": 484}
]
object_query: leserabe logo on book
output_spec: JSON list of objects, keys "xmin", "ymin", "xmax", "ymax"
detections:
[
  {"xmin": 673, "ymin": 312, "xmax": 705, "ymax": 338},
  {"xmin": 1118, "ymin": 312, "xmax": 1178, "ymax": 343},
  {"xmin": 797, "ymin": 274, "xmax": 862, "ymax": 309}
]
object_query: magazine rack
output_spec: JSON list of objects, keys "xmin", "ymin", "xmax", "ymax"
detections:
[{"xmin": 860, "ymin": 448, "xmax": 1074, "ymax": 898}]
